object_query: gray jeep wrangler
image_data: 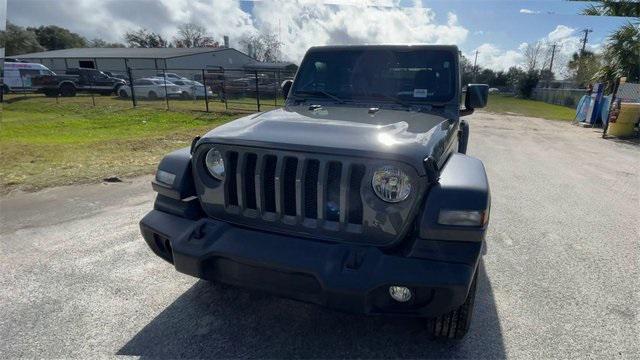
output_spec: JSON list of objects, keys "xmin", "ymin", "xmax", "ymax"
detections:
[{"xmin": 140, "ymin": 45, "xmax": 490, "ymax": 339}]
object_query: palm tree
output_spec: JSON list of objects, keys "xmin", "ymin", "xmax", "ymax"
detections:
[
  {"xmin": 594, "ymin": 22, "xmax": 640, "ymax": 92},
  {"xmin": 575, "ymin": 0, "xmax": 640, "ymax": 17}
]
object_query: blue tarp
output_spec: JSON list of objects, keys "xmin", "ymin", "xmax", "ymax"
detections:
[
  {"xmin": 575, "ymin": 95, "xmax": 591, "ymax": 122},
  {"xmin": 599, "ymin": 95, "xmax": 612, "ymax": 126}
]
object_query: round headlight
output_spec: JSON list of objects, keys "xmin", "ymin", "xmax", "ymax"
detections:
[
  {"xmin": 372, "ymin": 166, "xmax": 411, "ymax": 203},
  {"xmin": 205, "ymin": 148, "xmax": 225, "ymax": 180}
]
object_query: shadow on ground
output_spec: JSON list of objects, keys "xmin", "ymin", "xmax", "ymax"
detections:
[{"xmin": 119, "ymin": 263, "xmax": 504, "ymax": 359}]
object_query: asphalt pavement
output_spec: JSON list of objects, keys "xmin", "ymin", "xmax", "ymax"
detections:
[{"xmin": 1, "ymin": 112, "xmax": 638, "ymax": 358}]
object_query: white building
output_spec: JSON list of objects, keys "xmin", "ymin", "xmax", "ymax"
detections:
[{"xmin": 12, "ymin": 47, "xmax": 290, "ymax": 78}]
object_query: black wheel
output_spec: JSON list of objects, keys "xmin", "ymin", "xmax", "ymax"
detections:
[
  {"xmin": 148, "ymin": 91, "xmax": 158, "ymax": 100},
  {"xmin": 181, "ymin": 91, "xmax": 191, "ymax": 100},
  {"xmin": 2, "ymin": 85, "xmax": 9, "ymax": 95},
  {"xmin": 59, "ymin": 83, "xmax": 76, "ymax": 97},
  {"xmin": 426, "ymin": 269, "xmax": 478, "ymax": 339},
  {"xmin": 118, "ymin": 89, "xmax": 129, "ymax": 98}
]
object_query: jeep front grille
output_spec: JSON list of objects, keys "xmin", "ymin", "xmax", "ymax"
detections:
[{"xmin": 223, "ymin": 149, "xmax": 366, "ymax": 228}]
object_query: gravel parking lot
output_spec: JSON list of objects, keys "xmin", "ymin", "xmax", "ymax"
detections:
[{"xmin": 1, "ymin": 112, "xmax": 638, "ymax": 358}]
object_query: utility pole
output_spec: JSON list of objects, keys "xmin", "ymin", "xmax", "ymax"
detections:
[
  {"xmin": 472, "ymin": 50, "xmax": 479, "ymax": 82},
  {"xmin": 580, "ymin": 28, "xmax": 593, "ymax": 56},
  {"xmin": 549, "ymin": 43, "xmax": 558, "ymax": 73}
]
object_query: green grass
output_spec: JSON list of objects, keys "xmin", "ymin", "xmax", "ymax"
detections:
[
  {"xmin": 1, "ymin": 95, "xmax": 241, "ymax": 193},
  {"xmin": 483, "ymin": 94, "xmax": 576, "ymax": 121}
]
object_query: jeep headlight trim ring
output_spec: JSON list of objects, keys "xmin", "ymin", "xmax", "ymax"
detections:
[
  {"xmin": 205, "ymin": 148, "xmax": 225, "ymax": 180},
  {"xmin": 371, "ymin": 166, "xmax": 411, "ymax": 203}
]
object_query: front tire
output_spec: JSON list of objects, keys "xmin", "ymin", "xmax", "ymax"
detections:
[
  {"xmin": 118, "ymin": 88, "xmax": 129, "ymax": 98},
  {"xmin": 59, "ymin": 83, "xmax": 76, "ymax": 97},
  {"xmin": 426, "ymin": 269, "xmax": 478, "ymax": 339},
  {"xmin": 148, "ymin": 91, "xmax": 158, "ymax": 100}
]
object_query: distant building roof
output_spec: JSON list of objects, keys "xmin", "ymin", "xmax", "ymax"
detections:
[{"xmin": 13, "ymin": 47, "xmax": 242, "ymax": 59}]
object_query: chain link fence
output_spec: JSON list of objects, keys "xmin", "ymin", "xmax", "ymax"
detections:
[
  {"xmin": 1, "ymin": 66, "xmax": 296, "ymax": 114},
  {"xmin": 531, "ymin": 87, "xmax": 588, "ymax": 108}
]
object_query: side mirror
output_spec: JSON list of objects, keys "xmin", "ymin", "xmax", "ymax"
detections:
[
  {"xmin": 466, "ymin": 84, "xmax": 489, "ymax": 109},
  {"xmin": 281, "ymin": 80, "xmax": 293, "ymax": 100},
  {"xmin": 462, "ymin": 84, "xmax": 489, "ymax": 116}
]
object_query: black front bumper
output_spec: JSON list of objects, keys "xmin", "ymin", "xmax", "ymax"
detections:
[{"xmin": 140, "ymin": 210, "xmax": 480, "ymax": 317}]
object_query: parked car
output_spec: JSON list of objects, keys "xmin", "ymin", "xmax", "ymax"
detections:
[
  {"xmin": 2, "ymin": 62, "xmax": 55, "ymax": 93},
  {"xmin": 117, "ymin": 78, "xmax": 182, "ymax": 99},
  {"xmin": 31, "ymin": 67, "xmax": 126, "ymax": 97},
  {"xmin": 140, "ymin": 45, "xmax": 491, "ymax": 339},
  {"xmin": 169, "ymin": 79, "xmax": 213, "ymax": 99}
]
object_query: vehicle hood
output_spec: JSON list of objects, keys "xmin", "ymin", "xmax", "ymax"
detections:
[{"xmin": 200, "ymin": 105, "xmax": 457, "ymax": 175}]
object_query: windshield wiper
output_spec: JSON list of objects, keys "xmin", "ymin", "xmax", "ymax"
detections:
[
  {"xmin": 367, "ymin": 93, "xmax": 411, "ymax": 108},
  {"xmin": 294, "ymin": 90, "xmax": 345, "ymax": 103}
]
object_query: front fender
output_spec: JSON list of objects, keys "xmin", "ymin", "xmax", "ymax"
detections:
[
  {"xmin": 417, "ymin": 153, "xmax": 490, "ymax": 243},
  {"xmin": 152, "ymin": 147, "xmax": 196, "ymax": 200}
]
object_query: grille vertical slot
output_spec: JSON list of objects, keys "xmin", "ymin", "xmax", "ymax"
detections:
[
  {"xmin": 263, "ymin": 155, "xmax": 277, "ymax": 213},
  {"xmin": 304, "ymin": 159, "xmax": 319, "ymax": 219},
  {"xmin": 348, "ymin": 164, "xmax": 365, "ymax": 224},
  {"xmin": 225, "ymin": 151, "xmax": 239, "ymax": 206},
  {"xmin": 244, "ymin": 153, "xmax": 257, "ymax": 210},
  {"xmin": 325, "ymin": 162, "xmax": 342, "ymax": 222},
  {"xmin": 283, "ymin": 157, "xmax": 298, "ymax": 216}
]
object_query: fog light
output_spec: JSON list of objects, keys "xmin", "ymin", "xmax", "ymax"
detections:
[{"xmin": 389, "ymin": 286, "xmax": 412, "ymax": 302}]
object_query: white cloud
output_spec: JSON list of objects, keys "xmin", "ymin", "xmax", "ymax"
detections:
[
  {"xmin": 251, "ymin": 1, "xmax": 469, "ymax": 61},
  {"xmin": 547, "ymin": 25, "xmax": 575, "ymax": 42},
  {"xmin": 468, "ymin": 43, "xmax": 525, "ymax": 71},
  {"xmin": 7, "ymin": 0, "xmax": 469, "ymax": 62},
  {"xmin": 519, "ymin": 8, "xmax": 540, "ymax": 14}
]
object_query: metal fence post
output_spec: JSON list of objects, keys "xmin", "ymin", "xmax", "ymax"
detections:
[
  {"xmin": 255, "ymin": 70, "xmax": 260, "ymax": 112},
  {"xmin": 202, "ymin": 69, "xmax": 210, "ymax": 113},
  {"xmin": 274, "ymin": 70, "xmax": 278, "ymax": 107},
  {"xmin": 127, "ymin": 67, "xmax": 137, "ymax": 107},
  {"xmin": 163, "ymin": 69, "xmax": 169, "ymax": 110},
  {"xmin": 222, "ymin": 70, "xmax": 228, "ymax": 110},
  {"xmin": 90, "ymin": 76, "xmax": 96, "ymax": 107}
]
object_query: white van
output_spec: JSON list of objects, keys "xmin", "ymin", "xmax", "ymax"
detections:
[{"xmin": 2, "ymin": 62, "xmax": 55, "ymax": 93}]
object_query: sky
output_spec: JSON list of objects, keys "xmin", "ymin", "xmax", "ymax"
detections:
[{"xmin": 5, "ymin": 0, "xmax": 636, "ymax": 76}]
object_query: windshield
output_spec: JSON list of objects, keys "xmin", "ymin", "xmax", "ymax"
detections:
[{"xmin": 291, "ymin": 48, "xmax": 456, "ymax": 104}]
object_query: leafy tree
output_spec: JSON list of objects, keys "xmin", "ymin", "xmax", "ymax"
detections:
[
  {"xmin": 567, "ymin": 50, "xmax": 601, "ymax": 87},
  {"xmin": 173, "ymin": 23, "xmax": 218, "ymax": 48},
  {"xmin": 1, "ymin": 22, "xmax": 44, "ymax": 56},
  {"xmin": 573, "ymin": 0, "xmax": 639, "ymax": 17},
  {"xmin": 517, "ymin": 70, "xmax": 541, "ymax": 98},
  {"xmin": 124, "ymin": 29, "xmax": 170, "ymax": 48},
  {"xmin": 88, "ymin": 38, "xmax": 126, "ymax": 48},
  {"xmin": 240, "ymin": 30, "xmax": 282, "ymax": 62},
  {"xmin": 594, "ymin": 22, "xmax": 640, "ymax": 92},
  {"xmin": 493, "ymin": 71, "xmax": 509, "ymax": 87},
  {"xmin": 27, "ymin": 25, "xmax": 87, "ymax": 50},
  {"xmin": 460, "ymin": 55, "xmax": 475, "ymax": 85}
]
